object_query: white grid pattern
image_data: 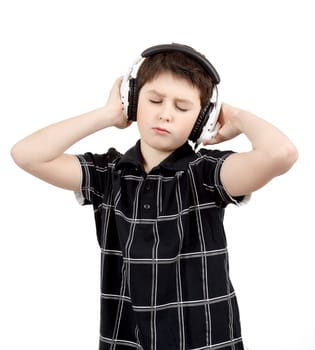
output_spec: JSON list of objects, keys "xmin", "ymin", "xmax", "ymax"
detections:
[{"xmin": 76, "ymin": 141, "xmax": 246, "ymax": 350}]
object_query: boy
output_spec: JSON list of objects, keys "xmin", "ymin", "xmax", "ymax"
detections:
[{"xmin": 11, "ymin": 43, "xmax": 298, "ymax": 350}]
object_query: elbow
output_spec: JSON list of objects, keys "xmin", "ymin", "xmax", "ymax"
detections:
[
  {"xmin": 272, "ymin": 141, "xmax": 299, "ymax": 175},
  {"xmin": 11, "ymin": 142, "xmax": 30, "ymax": 170},
  {"xmin": 283, "ymin": 141, "xmax": 299, "ymax": 171}
]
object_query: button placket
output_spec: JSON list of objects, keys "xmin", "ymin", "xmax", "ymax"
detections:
[
  {"xmin": 141, "ymin": 179, "xmax": 154, "ymax": 218},
  {"xmin": 144, "ymin": 183, "xmax": 151, "ymax": 191}
]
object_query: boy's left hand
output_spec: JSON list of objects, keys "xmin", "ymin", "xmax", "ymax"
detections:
[{"xmin": 202, "ymin": 103, "xmax": 242, "ymax": 145}]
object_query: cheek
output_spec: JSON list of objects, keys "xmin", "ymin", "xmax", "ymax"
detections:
[
  {"xmin": 136, "ymin": 107, "xmax": 151, "ymax": 134},
  {"xmin": 182, "ymin": 114, "xmax": 199, "ymax": 133},
  {"xmin": 136, "ymin": 99, "xmax": 149, "ymax": 121},
  {"xmin": 173, "ymin": 117, "xmax": 197, "ymax": 141}
]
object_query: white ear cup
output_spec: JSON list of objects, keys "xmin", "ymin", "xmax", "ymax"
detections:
[
  {"xmin": 196, "ymin": 99, "xmax": 221, "ymax": 145},
  {"xmin": 120, "ymin": 55, "xmax": 143, "ymax": 119},
  {"xmin": 120, "ymin": 74, "xmax": 130, "ymax": 118}
]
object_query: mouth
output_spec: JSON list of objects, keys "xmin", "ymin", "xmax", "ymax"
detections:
[{"xmin": 153, "ymin": 127, "xmax": 170, "ymax": 135}]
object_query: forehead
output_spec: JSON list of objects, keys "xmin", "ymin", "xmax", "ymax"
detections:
[{"xmin": 141, "ymin": 71, "xmax": 201, "ymax": 99}]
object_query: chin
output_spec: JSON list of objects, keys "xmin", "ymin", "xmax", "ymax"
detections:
[{"xmin": 153, "ymin": 139, "xmax": 185, "ymax": 153}]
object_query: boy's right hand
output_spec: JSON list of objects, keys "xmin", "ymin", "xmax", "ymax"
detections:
[
  {"xmin": 105, "ymin": 77, "xmax": 132, "ymax": 129},
  {"xmin": 11, "ymin": 76, "xmax": 133, "ymax": 193}
]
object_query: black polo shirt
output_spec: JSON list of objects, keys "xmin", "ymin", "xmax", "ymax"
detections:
[{"xmin": 76, "ymin": 140, "xmax": 246, "ymax": 350}]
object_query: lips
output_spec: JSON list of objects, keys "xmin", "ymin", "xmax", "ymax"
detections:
[{"xmin": 153, "ymin": 127, "xmax": 170, "ymax": 134}]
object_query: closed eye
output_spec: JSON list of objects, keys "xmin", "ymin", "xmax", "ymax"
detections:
[
  {"xmin": 176, "ymin": 106, "xmax": 188, "ymax": 112},
  {"xmin": 149, "ymin": 99, "xmax": 188, "ymax": 112}
]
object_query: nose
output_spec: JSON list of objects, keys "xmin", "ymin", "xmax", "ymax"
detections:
[{"xmin": 158, "ymin": 103, "xmax": 173, "ymax": 122}]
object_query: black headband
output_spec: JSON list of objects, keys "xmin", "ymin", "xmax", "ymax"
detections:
[{"xmin": 141, "ymin": 43, "xmax": 220, "ymax": 85}]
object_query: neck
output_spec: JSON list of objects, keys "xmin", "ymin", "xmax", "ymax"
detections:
[{"xmin": 140, "ymin": 141, "xmax": 172, "ymax": 173}]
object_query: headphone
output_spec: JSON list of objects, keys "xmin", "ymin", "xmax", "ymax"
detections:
[{"xmin": 120, "ymin": 43, "xmax": 221, "ymax": 145}]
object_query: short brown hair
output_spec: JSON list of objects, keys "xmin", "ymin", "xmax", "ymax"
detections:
[{"xmin": 136, "ymin": 51, "xmax": 214, "ymax": 109}]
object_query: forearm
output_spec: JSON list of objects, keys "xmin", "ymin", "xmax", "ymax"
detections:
[
  {"xmin": 11, "ymin": 106, "xmax": 114, "ymax": 168},
  {"xmin": 235, "ymin": 109, "xmax": 288, "ymax": 149}
]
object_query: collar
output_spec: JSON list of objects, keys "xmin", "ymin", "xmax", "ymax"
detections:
[{"xmin": 115, "ymin": 140, "xmax": 197, "ymax": 172}]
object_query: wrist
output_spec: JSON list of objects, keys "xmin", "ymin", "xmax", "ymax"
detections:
[
  {"xmin": 94, "ymin": 106, "xmax": 119, "ymax": 128},
  {"xmin": 221, "ymin": 103, "xmax": 243, "ymax": 132},
  {"xmin": 231, "ymin": 107, "xmax": 255, "ymax": 133}
]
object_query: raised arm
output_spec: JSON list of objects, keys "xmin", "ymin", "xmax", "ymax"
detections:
[
  {"xmin": 204, "ymin": 103, "xmax": 298, "ymax": 197},
  {"xmin": 11, "ymin": 78, "xmax": 128, "ymax": 192}
]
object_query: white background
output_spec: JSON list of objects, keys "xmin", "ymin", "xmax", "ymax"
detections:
[{"xmin": 1, "ymin": 0, "xmax": 314, "ymax": 349}]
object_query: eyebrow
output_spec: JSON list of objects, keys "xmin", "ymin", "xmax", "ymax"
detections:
[{"xmin": 145, "ymin": 89, "xmax": 195, "ymax": 105}]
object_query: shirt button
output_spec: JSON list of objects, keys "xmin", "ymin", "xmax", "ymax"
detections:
[
  {"xmin": 143, "ymin": 204, "xmax": 151, "ymax": 209},
  {"xmin": 145, "ymin": 184, "xmax": 151, "ymax": 191}
]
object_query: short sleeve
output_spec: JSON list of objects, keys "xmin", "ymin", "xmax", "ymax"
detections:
[
  {"xmin": 197, "ymin": 148, "xmax": 250, "ymax": 207},
  {"xmin": 74, "ymin": 148, "xmax": 121, "ymax": 207}
]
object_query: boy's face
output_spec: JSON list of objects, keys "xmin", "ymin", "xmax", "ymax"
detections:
[{"xmin": 137, "ymin": 71, "xmax": 201, "ymax": 154}]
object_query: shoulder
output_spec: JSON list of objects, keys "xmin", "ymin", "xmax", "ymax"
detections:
[
  {"xmin": 183, "ymin": 146, "xmax": 235, "ymax": 184},
  {"xmin": 188, "ymin": 147, "xmax": 234, "ymax": 189},
  {"xmin": 197, "ymin": 147, "xmax": 234, "ymax": 160},
  {"xmin": 192, "ymin": 147, "xmax": 235, "ymax": 169},
  {"xmin": 77, "ymin": 147, "xmax": 122, "ymax": 168}
]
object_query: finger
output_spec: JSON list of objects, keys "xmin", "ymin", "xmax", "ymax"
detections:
[
  {"xmin": 201, "ymin": 123, "xmax": 222, "ymax": 145},
  {"xmin": 202, "ymin": 134, "xmax": 224, "ymax": 146}
]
